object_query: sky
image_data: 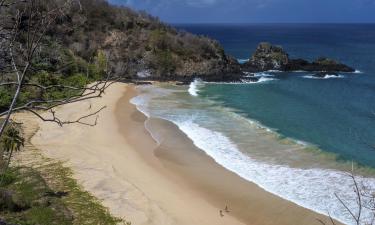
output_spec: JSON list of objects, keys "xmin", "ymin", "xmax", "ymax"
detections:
[{"xmin": 108, "ymin": 0, "xmax": 375, "ymax": 23}]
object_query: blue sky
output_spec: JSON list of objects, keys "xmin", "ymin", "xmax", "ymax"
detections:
[{"xmin": 109, "ymin": 0, "xmax": 375, "ymax": 23}]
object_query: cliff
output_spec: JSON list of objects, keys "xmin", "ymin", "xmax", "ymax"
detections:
[{"xmin": 48, "ymin": 0, "xmax": 241, "ymax": 82}]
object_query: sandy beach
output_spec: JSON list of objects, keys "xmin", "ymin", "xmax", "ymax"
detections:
[{"xmin": 26, "ymin": 82, "xmax": 340, "ymax": 225}]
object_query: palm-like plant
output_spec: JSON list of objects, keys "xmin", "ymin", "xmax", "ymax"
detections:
[{"xmin": 1, "ymin": 124, "xmax": 25, "ymax": 171}]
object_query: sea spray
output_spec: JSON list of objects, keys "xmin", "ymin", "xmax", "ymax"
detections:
[
  {"xmin": 188, "ymin": 79, "xmax": 203, "ymax": 96},
  {"xmin": 303, "ymin": 74, "xmax": 345, "ymax": 79},
  {"xmin": 237, "ymin": 58, "xmax": 249, "ymax": 64}
]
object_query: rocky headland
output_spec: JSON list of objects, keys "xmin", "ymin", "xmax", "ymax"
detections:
[
  {"xmin": 0, "ymin": 0, "xmax": 355, "ymax": 85},
  {"xmin": 241, "ymin": 42, "xmax": 355, "ymax": 80}
]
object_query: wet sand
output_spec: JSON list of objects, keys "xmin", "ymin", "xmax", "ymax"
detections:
[{"xmin": 28, "ymin": 82, "xmax": 340, "ymax": 225}]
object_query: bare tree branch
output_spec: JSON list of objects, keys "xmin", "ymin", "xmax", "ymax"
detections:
[
  {"xmin": 26, "ymin": 106, "xmax": 106, "ymax": 127},
  {"xmin": 0, "ymin": 0, "xmax": 120, "ymax": 173}
]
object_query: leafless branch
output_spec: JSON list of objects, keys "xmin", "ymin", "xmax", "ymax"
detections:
[
  {"xmin": 26, "ymin": 106, "xmax": 106, "ymax": 127},
  {"xmin": 0, "ymin": 0, "xmax": 119, "ymax": 172}
]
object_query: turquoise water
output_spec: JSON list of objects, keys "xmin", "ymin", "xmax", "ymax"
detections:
[
  {"xmin": 132, "ymin": 24, "xmax": 375, "ymax": 224},
  {"xmin": 178, "ymin": 24, "xmax": 375, "ymax": 168}
]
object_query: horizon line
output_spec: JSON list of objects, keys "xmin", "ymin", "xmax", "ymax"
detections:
[{"xmin": 170, "ymin": 22, "xmax": 375, "ymax": 25}]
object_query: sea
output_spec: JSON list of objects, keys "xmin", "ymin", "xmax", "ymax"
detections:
[{"xmin": 131, "ymin": 24, "xmax": 375, "ymax": 225}]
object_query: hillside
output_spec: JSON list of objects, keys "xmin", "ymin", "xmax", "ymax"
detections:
[
  {"xmin": 47, "ymin": 0, "xmax": 241, "ymax": 81},
  {"xmin": 0, "ymin": 0, "xmax": 242, "ymax": 112}
]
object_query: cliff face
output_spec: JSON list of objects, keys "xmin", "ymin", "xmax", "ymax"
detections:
[
  {"xmin": 49, "ymin": 0, "xmax": 241, "ymax": 81},
  {"xmin": 244, "ymin": 42, "xmax": 289, "ymax": 72}
]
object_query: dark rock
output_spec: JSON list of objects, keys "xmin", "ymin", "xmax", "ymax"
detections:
[
  {"xmin": 0, "ymin": 189, "xmax": 30, "ymax": 212},
  {"xmin": 242, "ymin": 42, "xmax": 289, "ymax": 72},
  {"xmin": 241, "ymin": 43, "xmax": 355, "ymax": 73},
  {"xmin": 284, "ymin": 58, "xmax": 310, "ymax": 71},
  {"xmin": 311, "ymin": 57, "xmax": 354, "ymax": 72},
  {"xmin": 285, "ymin": 57, "xmax": 354, "ymax": 72}
]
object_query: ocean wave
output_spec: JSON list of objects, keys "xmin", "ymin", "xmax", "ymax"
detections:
[
  {"xmin": 241, "ymin": 72, "xmax": 278, "ymax": 84},
  {"xmin": 237, "ymin": 58, "xmax": 249, "ymax": 64},
  {"xmin": 130, "ymin": 86, "xmax": 174, "ymax": 118},
  {"xmin": 188, "ymin": 79, "xmax": 203, "ymax": 96},
  {"xmin": 173, "ymin": 119, "xmax": 375, "ymax": 225},
  {"xmin": 303, "ymin": 74, "xmax": 345, "ymax": 79},
  {"xmin": 243, "ymin": 72, "xmax": 275, "ymax": 78},
  {"xmin": 241, "ymin": 77, "xmax": 278, "ymax": 83},
  {"xmin": 130, "ymin": 85, "xmax": 375, "ymax": 225},
  {"xmin": 254, "ymin": 72, "xmax": 275, "ymax": 77}
]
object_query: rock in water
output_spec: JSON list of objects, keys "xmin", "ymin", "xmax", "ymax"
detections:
[
  {"xmin": 311, "ymin": 57, "xmax": 354, "ymax": 72},
  {"xmin": 243, "ymin": 42, "xmax": 289, "ymax": 72},
  {"xmin": 241, "ymin": 42, "xmax": 355, "ymax": 73}
]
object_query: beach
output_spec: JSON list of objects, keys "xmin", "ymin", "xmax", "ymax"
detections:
[{"xmin": 27, "ymin": 82, "xmax": 339, "ymax": 225}]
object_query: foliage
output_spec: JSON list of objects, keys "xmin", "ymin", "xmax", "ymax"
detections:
[
  {"xmin": 153, "ymin": 50, "xmax": 177, "ymax": 75},
  {"xmin": 0, "ymin": 161, "xmax": 125, "ymax": 225},
  {"xmin": 1, "ymin": 125, "xmax": 24, "ymax": 155},
  {"xmin": 0, "ymin": 124, "xmax": 25, "ymax": 172},
  {"xmin": 0, "ymin": 88, "xmax": 13, "ymax": 112}
]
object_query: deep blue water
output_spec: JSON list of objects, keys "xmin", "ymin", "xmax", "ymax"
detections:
[{"xmin": 176, "ymin": 24, "xmax": 375, "ymax": 167}]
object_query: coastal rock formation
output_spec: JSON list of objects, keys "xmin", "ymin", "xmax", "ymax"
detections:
[
  {"xmin": 52, "ymin": 0, "xmax": 241, "ymax": 82},
  {"xmin": 0, "ymin": 0, "xmax": 242, "ymax": 84},
  {"xmin": 243, "ymin": 42, "xmax": 289, "ymax": 72},
  {"xmin": 242, "ymin": 42, "xmax": 355, "ymax": 73},
  {"xmin": 285, "ymin": 57, "xmax": 355, "ymax": 72}
]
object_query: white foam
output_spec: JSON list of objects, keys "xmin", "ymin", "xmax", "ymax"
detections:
[
  {"xmin": 254, "ymin": 72, "xmax": 275, "ymax": 77},
  {"xmin": 188, "ymin": 79, "xmax": 202, "ymax": 96},
  {"xmin": 303, "ymin": 74, "xmax": 345, "ymax": 79},
  {"xmin": 354, "ymin": 70, "xmax": 363, "ymax": 74},
  {"xmin": 237, "ymin": 58, "xmax": 249, "ymax": 64},
  {"xmin": 241, "ymin": 72, "xmax": 277, "ymax": 84},
  {"xmin": 130, "ymin": 86, "xmax": 375, "ymax": 225},
  {"xmin": 130, "ymin": 94, "xmax": 151, "ymax": 118},
  {"xmin": 241, "ymin": 77, "xmax": 278, "ymax": 84},
  {"xmin": 175, "ymin": 120, "xmax": 375, "ymax": 225}
]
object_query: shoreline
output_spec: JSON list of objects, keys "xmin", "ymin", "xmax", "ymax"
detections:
[{"xmin": 29, "ymin": 82, "xmax": 339, "ymax": 225}]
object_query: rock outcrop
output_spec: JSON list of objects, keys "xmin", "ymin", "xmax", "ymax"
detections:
[
  {"xmin": 243, "ymin": 42, "xmax": 289, "ymax": 72},
  {"xmin": 242, "ymin": 42, "xmax": 355, "ymax": 73},
  {"xmin": 285, "ymin": 57, "xmax": 355, "ymax": 72}
]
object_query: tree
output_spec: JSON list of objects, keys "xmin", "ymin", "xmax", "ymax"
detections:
[
  {"xmin": 0, "ymin": 124, "xmax": 24, "ymax": 172},
  {"xmin": 0, "ymin": 0, "xmax": 117, "ymax": 174}
]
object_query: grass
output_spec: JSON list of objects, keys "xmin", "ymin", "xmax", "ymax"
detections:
[
  {"xmin": 0, "ymin": 121, "xmax": 129, "ymax": 225},
  {"xmin": 0, "ymin": 160, "xmax": 127, "ymax": 225}
]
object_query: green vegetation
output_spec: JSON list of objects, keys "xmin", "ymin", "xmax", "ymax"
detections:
[
  {"xmin": 0, "ymin": 165, "xmax": 124, "ymax": 225},
  {"xmin": 0, "ymin": 49, "xmax": 107, "ymax": 111},
  {"xmin": 0, "ymin": 1, "xmax": 236, "ymax": 223},
  {"xmin": 0, "ymin": 120, "xmax": 124, "ymax": 224},
  {"xmin": 49, "ymin": 0, "xmax": 234, "ymax": 79},
  {"xmin": 0, "ymin": 129, "xmax": 126, "ymax": 225},
  {"xmin": 0, "ymin": 125, "xmax": 25, "ymax": 172}
]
